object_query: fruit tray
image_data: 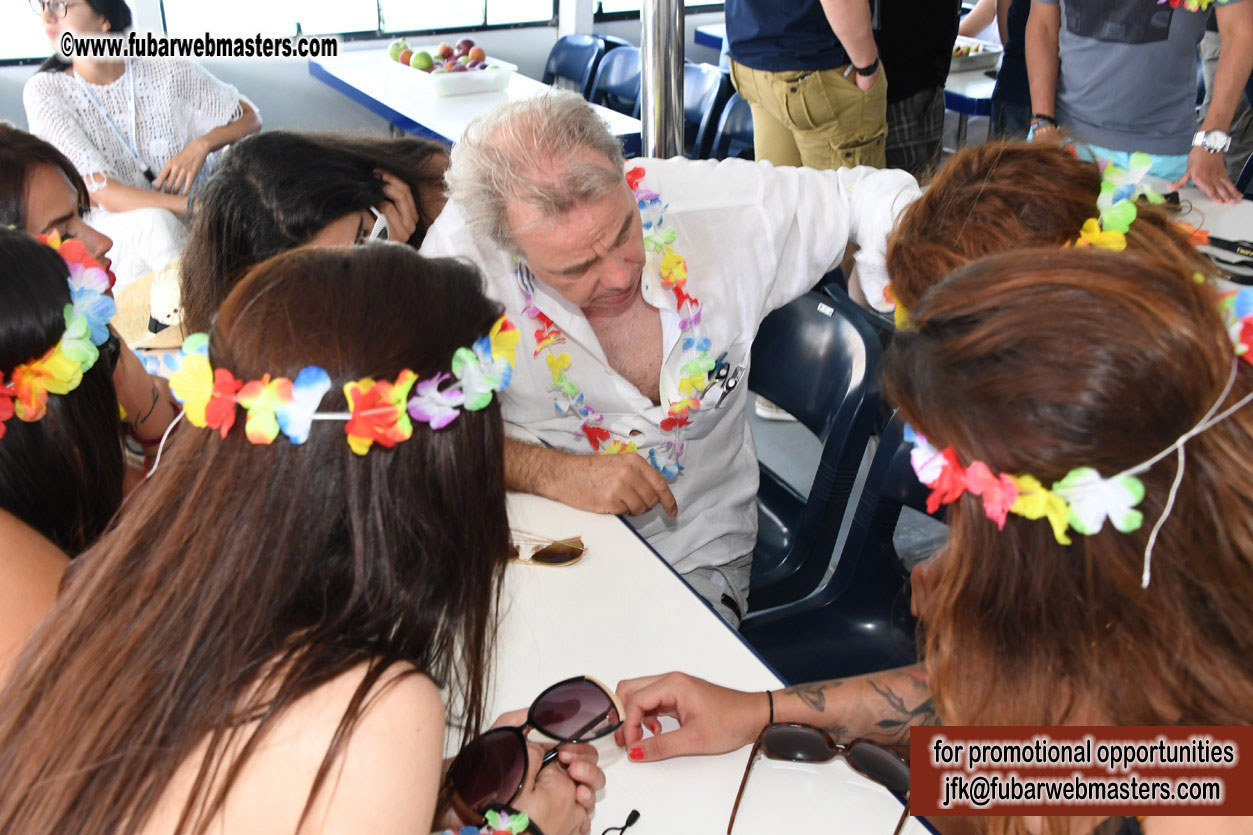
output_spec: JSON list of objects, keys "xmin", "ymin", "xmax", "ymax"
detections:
[
  {"xmin": 387, "ymin": 39, "xmax": 517, "ymax": 97},
  {"xmin": 950, "ymin": 35, "xmax": 1002, "ymax": 73}
]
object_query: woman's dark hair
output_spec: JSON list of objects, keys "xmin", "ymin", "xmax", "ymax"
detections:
[
  {"xmin": 0, "ymin": 227, "xmax": 122, "ymax": 554},
  {"xmin": 180, "ymin": 131, "xmax": 451, "ymax": 333},
  {"xmin": 0, "ymin": 125, "xmax": 90, "ymax": 230},
  {"xmin": 37, "ymin": 0, "xmax": 132, "ymax": 72},
  {"xmin": 882, "ymin": 249, "xmax": 1253, "ymax": 835},
  {"xmin": 0, "ymin": 243, "xmax": 509, "ymax": 834}
]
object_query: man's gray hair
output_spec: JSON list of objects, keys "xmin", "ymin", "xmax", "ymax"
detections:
[{"xmin": 445, "ymin": 89, "xmax": 627, "ymax": 254}]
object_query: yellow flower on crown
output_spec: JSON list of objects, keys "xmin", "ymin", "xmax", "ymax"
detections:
[
  {"xmin": 1074, "ymin": 218, "xmax": 1126, "ymax": 252},
  {"xmin": 1009, "ymin": 474, "xmax": 1072, "ymax": 545}
]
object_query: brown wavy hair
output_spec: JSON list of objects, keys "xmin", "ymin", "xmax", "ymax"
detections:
[
  {"xmin": 882, "ymin": 249, "xmax": 1253, "ymax": 835},
  {"xmin": 0, "ymin": 244, "xmax": 509, "ymax": 834},
  {"xmin": 886, "ymin": 141, "xmax": 1215, "ymax": 311}
]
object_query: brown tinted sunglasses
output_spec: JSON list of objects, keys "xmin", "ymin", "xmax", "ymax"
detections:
[{"xmin": 508, "ymin": 529, "xmax": 587, "ymax": 566}]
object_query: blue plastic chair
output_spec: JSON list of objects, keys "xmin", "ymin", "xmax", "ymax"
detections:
[
  {"xmin": 590, "ymin": 46, "xmax": 642, "ymax": 117},
  {"xmin": 711, "ymin": 92, "xmax": 754, "ymax": 160},
  {"xmin": 746, "ymin": 290, "xmax": 883, "ymax": 612},
  {"xmin": 541, "ymin": 34, "xmax": 605, "ymax": 100},
  {"xmin": 741, "ymin": 413, "xmax": 927, "ymax": 683},
  {"xmin": 684, "ymin": 62, "xmax": 732, "ymax": 159},
  {"xmin": 599, "ymin": 34, "xmax": 633, "ymax": 52}
]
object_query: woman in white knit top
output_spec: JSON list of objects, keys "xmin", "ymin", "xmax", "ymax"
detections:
[{"xmin": 23, "ymin": 0, "xmax": 261, "ymax": 288}]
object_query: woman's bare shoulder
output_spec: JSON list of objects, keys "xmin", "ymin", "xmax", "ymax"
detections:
[
  {"xmin": 0, "ymin": 510, "xmax": 68, "ymax": 682},
  {"xmin": 144, "ymin": 662, "xmax": 447, "ymax": 835}
]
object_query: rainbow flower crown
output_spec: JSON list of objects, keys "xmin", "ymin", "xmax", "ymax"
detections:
[
  {"xmin": 906, "ymin": 286, "xmax": 1253, "ymax": 587},
  {"xmin": 0, "ymin": 233, "xmax": 116, "ymax": 439},
  {"xmin": 168, "ymin": 315, "xmax": 519, "ymax": 455}
]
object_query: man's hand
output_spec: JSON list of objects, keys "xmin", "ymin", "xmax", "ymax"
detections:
[
  {"xmin": 612, "ymin": 672, "xmax": 766, "ymax": 762},
  {"xmin": 1029, "ymin": 123, "xmax": 1059, "ymax": 144},
  {"xmin": 854, "ymin": 67, "xmax": 880, "ymax": 93},
  {"xmin": 1170, "ymin": 147, "xmax": 1244, "ymax": 204},
  {"xmin": 153, "ymin": 137, "xmax": 210, "ymax": 195},
  {"xmin": 555, "ymin": 452, "xmax": 678, "ymax": 518}
]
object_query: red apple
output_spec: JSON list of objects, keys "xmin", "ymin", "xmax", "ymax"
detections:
[
  {"xmin": 455, "ymin": 38, "xmax": 475, "ymax": 56},
  {"xmin": 449, "ymin": 62, "xmax": 468, "ymax": 72},
  {"xmin": 397, "ymin": 49, "xmax": 412, "ymax": 65},
  {"xmin": 436, "ymin": 42, "xmax": 454, "ymax": 60}
]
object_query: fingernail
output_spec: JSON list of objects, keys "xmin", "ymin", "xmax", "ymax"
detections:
[{"xmin": 628, "ymin": 746, "xmax": 644, "ymax": 762}]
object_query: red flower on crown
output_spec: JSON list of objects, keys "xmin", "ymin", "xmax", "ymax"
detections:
[
  {"xmin": 625, "ymin": 167, "xmax": 645, "ymax": 191},
  {"xmin": 925, "ymin": 448, "xmax": 968, "ymax": 514},
  {"xmin": 0, "ymin": 382, "xmax": 15, "ymax": 440},
  {"xmin": 206, "ymin": 369, "xmax": 244, "ymax": 437}
]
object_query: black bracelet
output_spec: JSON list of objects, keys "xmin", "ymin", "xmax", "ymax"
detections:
[
  {"xmin": 853, "ymin": 56, "xmax": 880, "ymax": 77},
  {"xmin": 766, "ymin": 689, "xmax": 775, "ymax": 725},
  {"xmin": 1031, "ymin": 113, "xmax": 1058, "ymax": 127}
]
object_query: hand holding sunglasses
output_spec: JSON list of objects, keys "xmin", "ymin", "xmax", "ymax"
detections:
[{"xmin": 445, "ymin": 677, "xmax": 621, "ymax": 834}]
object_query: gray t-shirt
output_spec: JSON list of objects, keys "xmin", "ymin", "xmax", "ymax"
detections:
[{"xmin": 1037, "ymin": 0, "xmax": 1246, "ymax": 154}]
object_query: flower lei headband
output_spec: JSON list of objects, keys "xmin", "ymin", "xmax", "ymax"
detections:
[
  {"xmin": 0, "ymin": 233, "xmax": 116, "ymax": 439},
  {"xmin": 906, "ymin": 287, "xmax": 1253, "ymax": 588},
  {"xmin": 167, "ymin": 315, "xmax": 518, "ymax": 455},
  {"xmin": 885, "ymin": 150, "xmax": 1210, "ymax": 328},
  {"xmin": 1159, "ymin": 0, "xmax": 1230, "ymax": 11}
]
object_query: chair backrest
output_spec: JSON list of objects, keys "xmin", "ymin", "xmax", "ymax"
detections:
[
  {"xmin": 590, "ymin": 46, "xmax": 642, "ymax": 117},
  {"xmin": 599, "ymin": 34, "xmax": 633, "ymax": 52},
  {"xmin": 739, "ymin": 411, "xmax": 924, "ymax": 683},
  {"xmin": 711, "ymin": 92, "xmax": 754, "ymax": 160},
  {"xmin": 746, "ymin": 290, "xmax": 883, "ymax": 610},
  {"xmin": 683, "ymin": 62, "xmax": 732, "ymax": 159},
  {"xmin": 541, "ymin": 34, "xmax": 605, "ymax": 100}
]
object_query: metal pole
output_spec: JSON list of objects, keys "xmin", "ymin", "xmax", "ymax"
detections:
[{"xmin": 640, "ymin": 0, "xmax": 683, "ymax": 158}]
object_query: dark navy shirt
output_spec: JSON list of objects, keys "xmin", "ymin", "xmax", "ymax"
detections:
[
  {"xmin": 726, "ymin": 0, "xmax": 863, "ymax": 72},
  {"xmin": 876, "ymin": 0, "xmax": 962, "ymax": 103},
  {"xmin": 992, "ymin": 0, "xmax": 1031, "ymax": 107}
]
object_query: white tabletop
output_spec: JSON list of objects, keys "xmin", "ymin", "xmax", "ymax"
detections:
[
  {"xmin": 1164, "ymin": 181, "xmax": 1253, "ymax": 283},
  {"xmin": 944, "ymin": 65, "xmax": 998, "ymax": 101},
  {"xmin": 309, "ymin": 48, "xmax": 640, "ymax": 148},
  {"xmin": 482, "ymin": 492, "xmax": 930, "ymax": 834}
]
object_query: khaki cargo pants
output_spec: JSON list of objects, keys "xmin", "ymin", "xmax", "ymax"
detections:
[{"xmin": 728, "ymin": 58, "xmax": 888, "ymax": 169}]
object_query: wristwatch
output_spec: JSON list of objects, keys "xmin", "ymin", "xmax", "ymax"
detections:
[
  {"xmin": 1192, "ymin": 130, "xmax": 1232, "ymax": 154},
  {"xmin": 852, "ymin": 55, "xmax": 880, "ymax": 77}
]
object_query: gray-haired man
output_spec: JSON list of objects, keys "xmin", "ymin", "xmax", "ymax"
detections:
[{"xmin": 420, "ymin": 90, "xmax": 918, "ymax": 625}]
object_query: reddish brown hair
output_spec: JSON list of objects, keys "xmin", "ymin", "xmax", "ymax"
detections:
[
  {"xmin": 882, "ymin": 249, "xmax": 1253, "ymax": 834},
  {"xmin": 886, "ymin": 141, "xmax": 1213, "ymax": 310}
]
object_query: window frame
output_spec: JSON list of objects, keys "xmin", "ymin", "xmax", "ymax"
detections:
[
  {"xmin": 154, "ymin": 0, "xmax": 559, "ymax": 42},
  {"xmin": 593, "ymin": 1, "xmax": 724, "ymax": 23}
]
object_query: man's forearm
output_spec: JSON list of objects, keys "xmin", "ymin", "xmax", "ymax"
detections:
[
  {"xmin": 1024, "ymin": 4, "xmax": 1061, "ymax": 117},
  {"xmin": 818, "ymin": 0, "xmax": 879, "ymax": 67},
  {"xmin": 774, "ymin": 664, "xmax": 936, "ymax": 748},
  {"xmin": 1205, "ymin": 7, "xmax": 1253, "ymax": 133},
  {"xmin": 504, "ymin": 437, "xmax": 564, "ymax": 499}
]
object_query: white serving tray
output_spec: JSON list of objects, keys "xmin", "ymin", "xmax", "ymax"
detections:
[
  {"xmin": 950, "ymin": 35, "xmax": 1002, "ymax": 73},
  {"xmin": 386, "ymin": 47, "xmax": 517, "ymax": 97}
]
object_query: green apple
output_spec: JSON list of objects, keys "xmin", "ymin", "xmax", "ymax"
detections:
[
  {"xmin": 410, "ymin": 50, "xmax": 434, "ymax": 71},
  {"xmin": 387, "ymin": 40, "xmax": 408, "ymax": 61},
  {"xmin": 458, "ymin": 54, "xmax": 472, "ymax": 64}
]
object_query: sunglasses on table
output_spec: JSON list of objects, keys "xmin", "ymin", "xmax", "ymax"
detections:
[
  {"xmin": 728, "ymin": 723, "xmax": 911, "ymax": 834},
  {"xmin": 445, "ymin": 675, "xmax": 624, "ymax": 824},
  {"xmin": 508, "ymin": 529, "xmax": 587, "ymax": 566}
]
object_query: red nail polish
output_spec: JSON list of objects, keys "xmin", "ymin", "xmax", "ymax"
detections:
[{"xmin": 628, "ymin": 746, "xmax": 644, "ymax": 762}]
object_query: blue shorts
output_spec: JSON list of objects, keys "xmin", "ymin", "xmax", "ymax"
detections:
[{"xmin": 1074, "ymin": 143, "xmax": 1189, "ymax": 181}]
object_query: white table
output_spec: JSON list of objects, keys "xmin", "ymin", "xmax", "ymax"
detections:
[
  {"xmin": 309, "ymin": 49, "xmax": 642, "ymax": 155},
  {"xmin": 1165, "ymin": 182, "xmax": 1253, "ymax": 284},
  {"xmin": 484, "ymin": 492, "xmax": 931, "ymax": 834},
  {"xmin": 944, "ymin": 62, "xmax": 998, "ymax": 148}
]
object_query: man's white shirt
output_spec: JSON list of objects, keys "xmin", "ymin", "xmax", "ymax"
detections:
[{"xmin": 420, "ymin": 156, "xmax": 918, "ymax": 575}]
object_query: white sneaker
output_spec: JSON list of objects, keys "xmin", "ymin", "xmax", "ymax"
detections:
[{"xmin": 754, "ymin": 397, "xmax": 798, "ymax": 422}]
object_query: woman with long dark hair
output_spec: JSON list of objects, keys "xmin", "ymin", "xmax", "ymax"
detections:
[
  {"xmin": 613, "ymin": 249, "xmax": 1253, "ymax": 834},
  {"xmin": 23, "ymin": 0, "xmax": 261, "ymax": 287},
  {"xmin": 0, "ymin": 227, "xmax": 123, "ymax": 681},
  {"xmin": 0, "ymin": 244, "xmax": 601, "ymax": 835},
  {"xmin": 178, "ymin": 130, "xmax": 450, "ymax": 334}
]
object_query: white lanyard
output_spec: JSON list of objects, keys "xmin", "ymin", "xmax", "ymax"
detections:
[{"xmin": 74, "ymin": 60, "xmax": 155, "ymax": 183}]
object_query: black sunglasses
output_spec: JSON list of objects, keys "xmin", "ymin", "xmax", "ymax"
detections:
[
  {"xmin": 445, "ymin": 676, "xmax": 624, "ymax": 824},
  {"xmin": 728, "ymin": 723, "xmax": 910, "ymax": 833}
]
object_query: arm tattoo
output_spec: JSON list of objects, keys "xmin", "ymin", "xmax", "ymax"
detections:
[
  {"xmin": 868, "ymin": 679, "xmax": 938, "ymax": 744},
  {"xmin": 783, "ymin": 680, "xmax": 843, "ymax": 713},
  {"xmin": 136, "ymin": 385, "xmax": 160, "ymax": 424}
]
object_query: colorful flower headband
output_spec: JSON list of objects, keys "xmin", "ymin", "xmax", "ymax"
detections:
[
  {"xmin": 1158, "ymin": 0, "xmax": 1231, "ymax": 11},
  {"xmin": 167, "ymin": 315, "xmax": 519, "ymax": 455},
  {"xmin": 0, "ymin": 233, "xmax": 116, "ymax": 439},
  {"xmin": 906, "ymin": 287, "xmax": 1253, "ymax": 588}
]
